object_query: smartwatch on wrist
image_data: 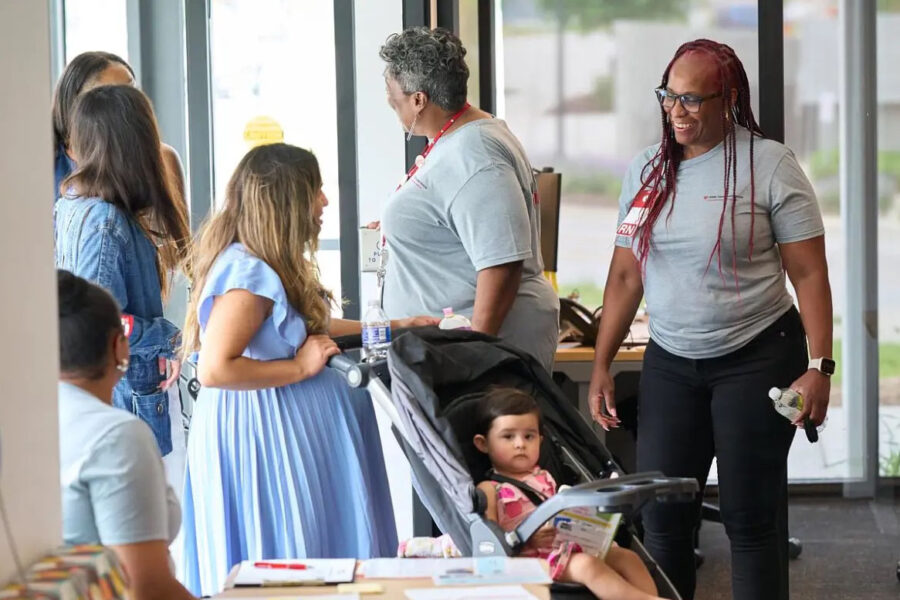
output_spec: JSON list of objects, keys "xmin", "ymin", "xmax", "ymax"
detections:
[{"xmin": 808, "ymin": 357, "xmax": 836, "ymax": 376}]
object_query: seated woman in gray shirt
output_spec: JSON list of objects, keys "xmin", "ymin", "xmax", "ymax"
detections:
[
  {"xmin": 377, "ymin": 27, "xmax": 559, "ymax": 373},
  {"xmin": 57, "ymin": 270, "xmax": 194, "ymax": 600}
]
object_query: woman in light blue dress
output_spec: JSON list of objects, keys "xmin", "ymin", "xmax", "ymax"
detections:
[{"xmin": 179, "ymin": 143, "xmax": 437, "ymax": 596}]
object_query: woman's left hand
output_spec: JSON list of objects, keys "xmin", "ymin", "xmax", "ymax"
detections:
[
  {"xmin": 788, "ymin": 369, "xmax": 831, "ymax": 427},
  {"xmin": 393, "ymin": 316, "xmax": 441, "ymax": 329},
  {"xmin": 159, "ymin": 357, "xmax": 182, "ymax": 391}
]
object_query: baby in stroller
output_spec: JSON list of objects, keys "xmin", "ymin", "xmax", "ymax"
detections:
[{"xmin": 474, "ymin": 387, "xmax": 664, "ymax": 600}]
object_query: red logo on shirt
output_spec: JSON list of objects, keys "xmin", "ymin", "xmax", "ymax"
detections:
[
  {"xmin": 633, "ymin": 189, "xmax": 653, "ymax": 209},
  {"xmin": 616, "ymin": 189, "xmax": 655, "ymax": 238},
  {"xmin": 617, "ymin": 223, "xmax": 638, "ymax": 237}
]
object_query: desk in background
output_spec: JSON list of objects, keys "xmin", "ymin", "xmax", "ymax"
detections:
[
  {"xmin": 553, "ymin": 345, "xmax": 646, "ymax": 423},
  {"xmin": 553, "ymin": 345, "xmax": 646, "ymax": 472}
]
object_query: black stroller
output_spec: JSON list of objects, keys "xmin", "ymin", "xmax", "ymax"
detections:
[{"xmin": 329, "ymin": 327, "xmax": 698, "ymax": 599}]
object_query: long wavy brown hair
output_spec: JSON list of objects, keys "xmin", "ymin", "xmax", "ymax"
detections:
[
  {"xmin": 64, "ymin": 85, "xmax": 190, "ymax": 296},
  {"xmin": 182, "ymin": 143, "xmax": 333, "ymax": 358},
  {"xmin": 636, "ymin": 39, "xmax": 764, "ymax": 287}
]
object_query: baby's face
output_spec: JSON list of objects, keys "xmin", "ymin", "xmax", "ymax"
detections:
[{"xmin": 483, "ymin": 413, "xmax": 542, "ymax": 475}]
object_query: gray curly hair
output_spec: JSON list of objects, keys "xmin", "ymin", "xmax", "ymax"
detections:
[{"xmin": 379, "ymin": 27, "xmax": 469, "ymax": 112}]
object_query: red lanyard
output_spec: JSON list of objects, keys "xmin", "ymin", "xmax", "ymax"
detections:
[
  {"xmin": 396, "ymin": 102, "xmax": 471, "ymax": 190},
  {"xmin": 383, "ymin": 102, "xmax": 472, "ymax": 263}
]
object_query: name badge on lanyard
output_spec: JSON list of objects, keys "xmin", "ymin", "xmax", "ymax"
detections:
[{"xmin": 616, "ymin": 190, "xmax": 653, "ymax": 239}]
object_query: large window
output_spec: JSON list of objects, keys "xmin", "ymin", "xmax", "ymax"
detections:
[
  {"xmin": 782, "ymin": 0, "xmax": 848, "ymax": 482},
  {"xmin": 64, "ymin": 0, "xmax": 129, "ymax": 62},
  {"xmin": 876, "ymin": 1, "xmax": 900, "ymax": 478},
  {"xmin": 208, "ymin": 0, "xmax": 342, "ymax": 305},
  {"xmin": 500, "ymin": 0, "xmax": 766, "ymax": 481},
  {"xmin": 499, "ymin": 1, "xmax": 874, "ymax": 482},
  {"xmin": 500, "ymin": 0, "xmax": 759, "ymax": 308},
  {"xmin": 783, "ymin": 0, "xmax": 900, "ymax": 483}
]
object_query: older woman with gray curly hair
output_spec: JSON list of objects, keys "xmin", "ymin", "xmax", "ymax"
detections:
[{"xmin": 377, "ymin": 27, "xmax": 559, "ymax": 373}]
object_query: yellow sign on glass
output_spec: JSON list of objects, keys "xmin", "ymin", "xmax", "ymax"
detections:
[{"xmin": 243, "ymin": 116, "xmax": 284, "ymax": 147}]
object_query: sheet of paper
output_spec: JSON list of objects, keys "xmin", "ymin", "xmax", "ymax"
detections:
[
  {"xmin": 232, "ymin": 559, "xmax": 356, "ymax": 587},
  {"xmin": 433, "ymin": 557, "xmax": 550, "ymax": 586},
  {"xmin": 357, "ymin": 558, "xmax": 550, "ymax": 585},
  {"xmin": 405, "ymin": 586, "xmax": 539, "ymax": 600},
  {"xmin": 357, "ymin": 558, "xmax": 473, "ymax": 579},
  {"xmin": 225, "ymin": 596, "xmax": 358, "ymax": 600}
]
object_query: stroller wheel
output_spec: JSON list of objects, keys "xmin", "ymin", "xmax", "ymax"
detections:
[
  {"xmin": 694, "ymin": 548, "xmax": 705, "ymax": 569},
  {"xmin": 788, "ymin": 537, "xmax": 803, "ymax": 559}
]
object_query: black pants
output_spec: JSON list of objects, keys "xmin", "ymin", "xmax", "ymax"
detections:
[{"xmin": 636, "ymin": 307, "xmax": 806, "ymax": 600}]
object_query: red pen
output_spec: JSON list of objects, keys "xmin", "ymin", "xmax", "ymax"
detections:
[{"xmin": 254, "ymin": 561, "xmax": 309, "ymax": 570}]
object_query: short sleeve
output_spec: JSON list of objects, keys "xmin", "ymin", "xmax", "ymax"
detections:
[
  {"xmin": 615, "ymin": 149, "xmax": 654, "ymax": 248},
  {"xmin": 534, "ymin": 469, "xmax": 558, "ymax": 497},
  {"xmin": 81, "ymin": 420, "xmax": 173, "ymax": 546},
  {"xmin": 495, "ymin": 484, "xmax": 531, "ymax": 523},
  {"xmin": 198, "ymin": 250, "xmax": 306, "ymax": 349},
  {"xmin": 448, "ymin": 165, "xmax": 534, "ymax": 271},
  {"xmin": 768, "ymin": 151, "xmax": 825, "ymax": 244}
]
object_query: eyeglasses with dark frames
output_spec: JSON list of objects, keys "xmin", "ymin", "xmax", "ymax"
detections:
[{"xmin": 654, "ymin": 87, "xmax": 722, "ymax": 113}]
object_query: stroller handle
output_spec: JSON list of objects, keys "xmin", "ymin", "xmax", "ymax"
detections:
[
  {"xmin": 180, "ymin": 353, "xmax": 370, "ymax": 393},
  {"xmin": 327, "ymin": 354, "xmax": 370, "ymax": 388}
]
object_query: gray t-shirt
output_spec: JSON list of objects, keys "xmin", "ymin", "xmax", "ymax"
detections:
[
  {"xmin": 615, "ymin": 127, "xmax": 824, "ymax": 359},
  {"xmin": 59, "ymin": 381, "xmax": 181, "ymax": 546},
  {"xmin": 382, "ymin": 118, "xmax": 559, "ymax": 372}
]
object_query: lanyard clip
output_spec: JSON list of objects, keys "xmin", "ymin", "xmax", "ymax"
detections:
[{"xmin": 376, "ymin": 244, "xmax": 388, "ymax": 289}]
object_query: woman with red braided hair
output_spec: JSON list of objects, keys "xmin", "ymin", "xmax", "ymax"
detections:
[{"xmin": 588, "ymin": 40, "xmax": 833, "ymax": 600}]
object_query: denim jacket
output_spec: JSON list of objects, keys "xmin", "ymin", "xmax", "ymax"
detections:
[
  {"xmin": 55, "ymin": 196, "xmax": 178, "ymax": 456},
  {"xmin": 54, "ymin": 144, "xmax": 76, "ymax": 202}
]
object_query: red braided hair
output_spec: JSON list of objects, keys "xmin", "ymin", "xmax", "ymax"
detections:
[{"xmin": 635, "ymin": 39, "xmax": 764, "ymax": 289}]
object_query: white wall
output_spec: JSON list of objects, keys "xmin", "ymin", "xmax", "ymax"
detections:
[
  {"xmin": 353, "ymin": 0, "xmax": 413, "ymax": 542},
  {"xmin": 0, "ymin": 0, "xmax": 62, "ymax": 585}
]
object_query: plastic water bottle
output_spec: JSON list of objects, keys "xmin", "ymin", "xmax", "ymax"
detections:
[
  {"xmin": 361, "ymin": 299, "xmax": 391, "ymax": 363},
  {"xmin": 438, "ymin": 307, "xmax": 472, "ymax": 331},
  {"xmin": 768, "ymin": 387, "xmax": 827, "ymax": 433}
]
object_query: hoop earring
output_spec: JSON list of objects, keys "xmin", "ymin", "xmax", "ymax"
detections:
[
  {"xmin": 116, "ymin": 358, "xmax": 129, "ymax": 373},
  {"xmin": 406, "ymin": 112, "xmax": 420, "ymax": 142}
]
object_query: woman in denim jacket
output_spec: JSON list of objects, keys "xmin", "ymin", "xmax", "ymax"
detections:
[{"xmin": 55, "ymin": 85, "xmax": 190, "ymax": 457}]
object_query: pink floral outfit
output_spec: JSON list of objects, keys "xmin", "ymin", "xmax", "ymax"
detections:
[{"xmin": 490, "ymin": 466, "xmax": 582, "ymax": 579}]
